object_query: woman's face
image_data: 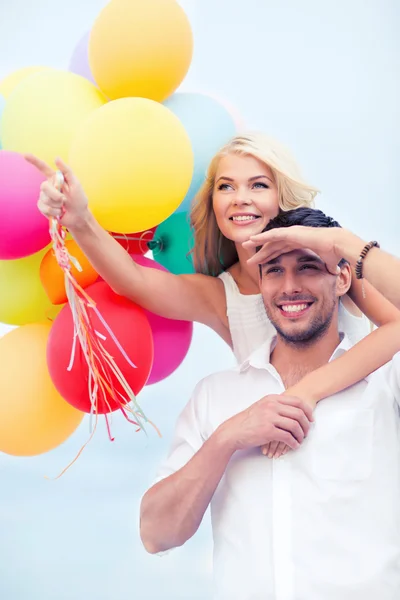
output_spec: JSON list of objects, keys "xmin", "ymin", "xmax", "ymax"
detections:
[{"xmin": 212, "ymin": 153, "xmax": 280, "ymax": 244}]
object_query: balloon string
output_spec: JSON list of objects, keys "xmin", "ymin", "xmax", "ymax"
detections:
[
  {"xmin": 45, "ymin": 411, "xmax": 99, "ymax": 481},
  {"xmin": 45, "ymin": 171, "xmax": 159, "ymax": 479}
]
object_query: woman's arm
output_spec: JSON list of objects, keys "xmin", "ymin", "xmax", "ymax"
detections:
[
  {"xmin": 27, "ymin": 154, "xmax": 227, "ymax": 329},
  {"xmin": 346, "ymin": 274, "xmax": 400, "ymax": 326},
  {"xmin": 262, "ymin": 319, "xmax": 400, "ymax": 458},
  {"xmin": 69, "ymin": 210, "xmax": 225, "ymax": 325},
  {"xmin": 255, "ymin": 226, "xmax": 400, "ymax": 457},
  {"xmin": 288, "ymin": 320, "xmax": 400, "ymax": 403}
]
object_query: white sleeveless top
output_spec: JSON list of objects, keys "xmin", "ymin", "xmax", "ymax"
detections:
[{"xmin": 218, "ymin": 271, "xmax": 371, "ymax": 364}]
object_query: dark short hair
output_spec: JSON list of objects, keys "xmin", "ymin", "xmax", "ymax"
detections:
[{"xmin": 257, "ymin": 207, "xmax": 347, "ymax": 272}]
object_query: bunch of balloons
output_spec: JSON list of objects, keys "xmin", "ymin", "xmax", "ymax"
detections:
[{"xmin": 0, "ymin": 0, "xmax": 241, "ymax": 462}]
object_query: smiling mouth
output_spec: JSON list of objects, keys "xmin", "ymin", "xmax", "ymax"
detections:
[
  {"xmin": 278, "ymin": 302, "xmax": 314, "ymax": 317},
  {"xmin": 229, "ymin": 215, "xmax": 261, "ymax": 223}
]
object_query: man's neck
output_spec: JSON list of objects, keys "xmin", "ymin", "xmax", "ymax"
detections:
[{"xmin": 270, "ymin": 323, "xmax": 342, "ymax": 389}]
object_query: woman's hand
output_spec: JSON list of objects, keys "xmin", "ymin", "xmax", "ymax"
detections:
[
  {"xmin": 25, "ymin": 154, "xmax": 90, "ymax": 231},
  {"xmin": 261, "ymin": 395, "xmax": 317, "ymax": 459},
  {"xmin": 243, "ymin": 225, "xmax": 344, "ymax": 276}
]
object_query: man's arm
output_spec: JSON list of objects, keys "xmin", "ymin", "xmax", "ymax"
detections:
[
  {"xmin": 140, "ymin": 392, "xmax": 313, "ymax": 554},
  {"xmin": 140, "ymin": 427, "xmax": 235, "ymax": 554}
]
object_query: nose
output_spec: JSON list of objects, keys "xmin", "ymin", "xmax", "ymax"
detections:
[
  {"xmin": 280, "ymin": 271, "xmax": 303, "ymax": 296},
  {"xmin": 232, "ymin": 186, "xmax": 252, "ymax": 206}
]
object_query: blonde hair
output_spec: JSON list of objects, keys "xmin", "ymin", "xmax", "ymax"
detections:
[{"xmin": 190, "ymin": 132, "xmax": 320, "ymax": 276}]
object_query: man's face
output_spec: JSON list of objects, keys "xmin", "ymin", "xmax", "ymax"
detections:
[{"xmin": 260, "ymin": 249, "xmax": 340, "ymax": 345}]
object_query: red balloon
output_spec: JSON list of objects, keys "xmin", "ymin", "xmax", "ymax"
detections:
[
  {"xmin": 46, "ymin": 281, "xmax": 153, "ymax": 414},
  {"xmin": 132, "ymin": 255, "xmax": 193, "ymax": 385},
  {"xmin": 110, "ymin": 227, "xmax": 156, "ymax": 255}
]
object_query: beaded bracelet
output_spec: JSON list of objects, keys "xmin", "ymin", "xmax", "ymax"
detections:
[
  {"xmin": 355, "ymin": 240, "xmax": 380, "ymax": 297},
  {"xmin": 355, "ymin": 241, "xmax": 380, "ymax": 279}
]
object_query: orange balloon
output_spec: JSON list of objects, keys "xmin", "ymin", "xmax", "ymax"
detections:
[
  {"xmin": 40, "ymin": 239, "xmax": 99, "ymax": 305},
  {"xmin": 0, "ymin": 323, "xmax": 84, "ymax": 456}
]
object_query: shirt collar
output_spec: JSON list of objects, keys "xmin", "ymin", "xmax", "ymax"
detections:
[{"xmin": 238, "ymin": 332, "xmax": 352, "ymax": 373}]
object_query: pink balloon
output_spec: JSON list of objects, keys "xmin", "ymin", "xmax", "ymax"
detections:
[
  {"xmin": 132, "ymin": 255, "xmax": 193, "ymax": 385},
  {"xmin": 0, "ymin": 151, "xmax": 49, "ymax": 259}
]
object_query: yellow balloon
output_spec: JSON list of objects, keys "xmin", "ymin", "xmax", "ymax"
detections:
[
  {"xmin": 0, "ymin": 247, "xmax": 63, "ymax": 326},
  {"xmin": 89, "ymin": 0, "xmax": 193, "ymax": 101},
  {"xmin": 0, "ymin": 323, "xmax": 84, "ymax": 456},
  {"xmin": 0, "ymin": 66, "xmax": 49, "ymax": 99},
  {"xmin": 69, "ymin": 97, "xmax": 193, "ymax": 233},
  {"xmin": 1, "ymin": 69, "xmax": 107, "ymax": 165}
]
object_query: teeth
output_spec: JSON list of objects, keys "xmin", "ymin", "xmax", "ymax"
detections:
[
  {"xmin": 281, "ymin": 304, "xmax": 309, "ymax": 313},
  {"xmin": 232, "ymin": 215, "xmax": 257, "ymax": 222}
]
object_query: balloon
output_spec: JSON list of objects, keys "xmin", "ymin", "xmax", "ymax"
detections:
[
  {"xmin": 0, "ymin": 247, "xmax": 63, "ymax": 325},
  {"xmin": 40, "ymin": 239, "xmax": 99, "ymax": 305},
  {"xmin": 1, "ymin": 70, "xmax": 107, "ymax": 165},
  {"xmin": 0, "ymin": 150, "xmax": 50, "ymax": 259},
  {"xmin": 69, "ymin": 31, "xmax": 96, "ymax": 86},
  {"xmin": 89, "ymin": 0, "xmax": 193, "ymax": 102},
  {"xmin": 164, "ymin": 93, "xmax": 237, "ymax": 213},
  {"xmin": 47, "ymin": 281, "xmax": 154, "ymax": 414},
  {"xmin": 133, "ymin": 255, "xmax": 193, "ymax": 384},
  {"xmin": 205, "ymin": 91, "xmax": 245, "ymax": 130},
  {"xmin": 111, "ymin": 227, "xmax": 156, "ymax": 255},
  {"xmin": 0, "ymin": 94, "xmax": 5, "ymax": 149},
  {"xmin": 0, "ymin": 323, "xmax": 84, "ymax": 457},
  {"xmin": 0, "ymin": 66, "xmax": 49, "ymax": 99},
  {"xmin": 153, "ymin": 212, "xmax": 194, "ymax": 274},
  {"xmin": 69, "ymin": 98, "xmax": 193, "ymax": 233}
]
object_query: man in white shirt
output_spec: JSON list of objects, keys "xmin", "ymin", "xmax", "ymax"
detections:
[{"xmin": 140, "ymin": 208, "xmax": 400, "ymax": 600}]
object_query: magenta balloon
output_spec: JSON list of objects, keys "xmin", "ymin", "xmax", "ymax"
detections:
[
  {"xmin": 68, "ymin": 31, "xmax": 96, "ymax": 85},
  {"xmin": 145, "ymin": 311, "xmax": 193, "ymax": 384},
  {"xmin": 133, "ymin": 254, "xmax": 167, "ymax": 273},
  {"xmin": 0, "ymin": 150, "xmax": 49, "ymax": 259},
  {"xmin": 132, "ymin": 255, "xmax": 193, "ymax": 384}
]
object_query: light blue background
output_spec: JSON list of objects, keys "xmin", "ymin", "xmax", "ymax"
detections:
[{"xmin": 0, "ymin": 0, "xmax": 399, "ymax": 598}]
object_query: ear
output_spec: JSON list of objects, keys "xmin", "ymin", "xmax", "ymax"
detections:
[{"xmin": 335, "ymin": 263, "xmax": 352, "ymax": 298}]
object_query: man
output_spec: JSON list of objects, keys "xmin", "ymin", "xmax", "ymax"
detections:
[{"xmin": 140, "ymin": 208, "xmax": 400, "ymax": 600}]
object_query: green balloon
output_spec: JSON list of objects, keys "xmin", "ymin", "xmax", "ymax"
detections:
[{"xmin": 151, "ymin": 212, "xmax": 195, "ymax": 275}]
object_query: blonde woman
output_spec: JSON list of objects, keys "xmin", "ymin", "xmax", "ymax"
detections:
[{"xmin": 27, "ymin": 132, "xmax": 400, "ymax": 457}]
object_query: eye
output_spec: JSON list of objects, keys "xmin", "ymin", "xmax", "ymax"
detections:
[
  {"xmin": 265, "ymin": 267, "xmax": 283, "ymax": 274},
  {"xmin": 299, "ymin": 264, "xmax": 319, "ymax": 271},
  {"xmin": 217, "ymin": 183, "xmax": 233, "ymax": 191},
  {"xmin": 253, "ymin": 182, "xmax": 269, "ymax": 189}
]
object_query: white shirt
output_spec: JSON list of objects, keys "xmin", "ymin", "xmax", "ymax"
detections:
[
  {"xmin": 218, "ymin": 270, "xmax": 371, "ymax": 363},
  {"xmin": 155, "ymin": 335, "xmax": 400, "ymax": 600}
]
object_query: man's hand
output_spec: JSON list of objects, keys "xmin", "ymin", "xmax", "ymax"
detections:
[
  {"xmin": 243, "ymin": 225, "xmax": 344, "ymax": 275},
  {"xmin": 220, "ymin": 394, "xmax": 314, "ymax": 453},
  {"xmin": 261, "ymin": 396, "xmax": 317, "ymax": 458}
]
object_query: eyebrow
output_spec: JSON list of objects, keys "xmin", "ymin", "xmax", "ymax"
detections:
[
  {"xmin": 216, "ymin": 174, "xmax": 274, "ymax": 184},
  {"xmin": 263, "ymin": 254, "xmax": 325, "ymax": 267}
]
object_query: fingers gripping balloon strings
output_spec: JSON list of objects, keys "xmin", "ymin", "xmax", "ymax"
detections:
[{"xmin": 47, "ymin": 171, "xmax": 160, "ymax": 478}]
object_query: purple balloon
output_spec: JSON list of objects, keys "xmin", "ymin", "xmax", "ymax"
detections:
[{"xmin": 68, "ymin": 31, "xmax": 96, "ymax": 85}]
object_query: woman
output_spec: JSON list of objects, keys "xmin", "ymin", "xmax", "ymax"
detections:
[{"xmin": 27, "ymin": 132, "xmax": 400, "ymax": 457}]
